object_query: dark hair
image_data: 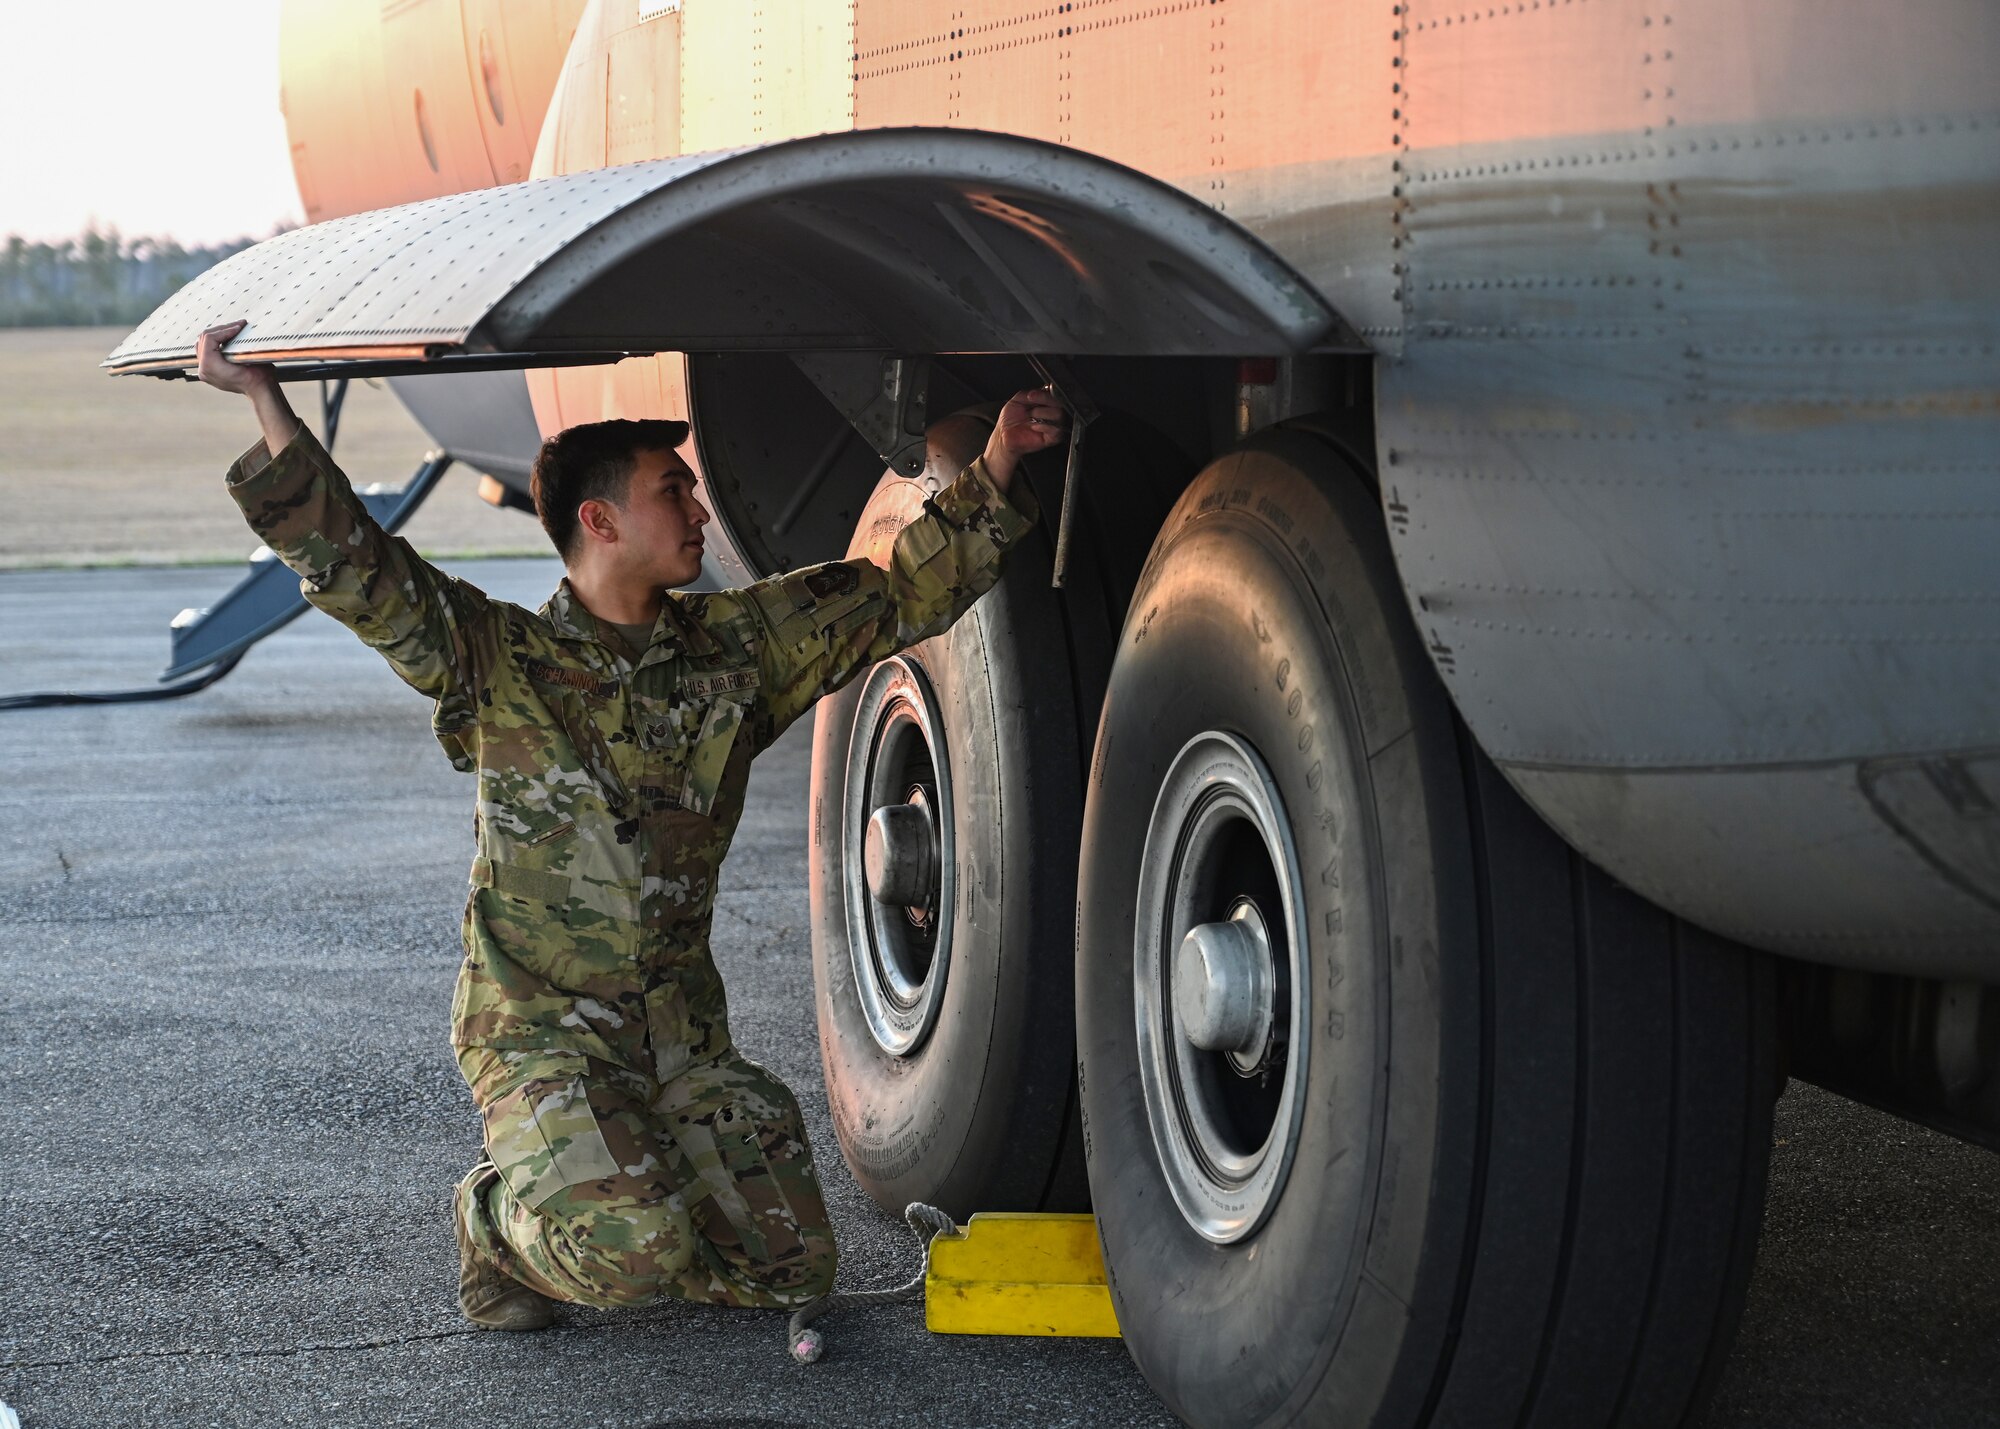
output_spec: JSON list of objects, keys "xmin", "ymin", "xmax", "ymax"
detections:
[{"xmin": 529, "ymin": 418, "xmax": 691, "ymax": 559}]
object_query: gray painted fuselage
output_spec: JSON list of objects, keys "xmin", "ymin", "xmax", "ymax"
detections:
[{"xmin": 1332, "ymin": 1, "xmax": 1999, "ymax": 976}]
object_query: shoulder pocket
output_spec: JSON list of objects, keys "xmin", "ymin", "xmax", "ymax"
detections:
[
  {"xmin": 681, "ymin": 691, "xmax": 754, "ymax": 817},
  {"xmin": 897, "ymin": 515, "xmax": 949, "ymax": 570}
]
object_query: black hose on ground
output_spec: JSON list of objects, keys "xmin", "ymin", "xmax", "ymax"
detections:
[{"xmin": 0, "ymin": 654, "xmax": 245, "ymax": 711}]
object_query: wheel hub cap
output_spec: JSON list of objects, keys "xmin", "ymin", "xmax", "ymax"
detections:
[
  {"xmin": 864, "ymin": 792, "xmax": 938, "ymax": 911},
  {"xmin": 1173, "ymin": 902, "xmax": 1274, "ymax": 1071},
  {"xmin": 1134, "ymin": 731, "xmax": 1309, "ymax": 1244}
]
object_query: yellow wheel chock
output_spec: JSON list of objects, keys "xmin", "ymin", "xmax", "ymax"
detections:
[{"xmin": 924, "ymin": 1212, "xmax": 1121, "ymax": 1338}]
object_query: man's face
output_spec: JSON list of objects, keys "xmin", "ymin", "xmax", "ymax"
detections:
[{"xmin": 596, "ymin": 446, "xmax": 710, "ymax": 588}]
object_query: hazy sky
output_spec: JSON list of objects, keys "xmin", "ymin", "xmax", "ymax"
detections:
[{"xmin": 0, "ymin": 2, "xmax": 303, "ymax": 245}]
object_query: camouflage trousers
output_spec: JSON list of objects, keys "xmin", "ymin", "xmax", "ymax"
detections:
[{"xmin": 456, "ymin": 1046, "xmax": 837, "ymax": 1310}]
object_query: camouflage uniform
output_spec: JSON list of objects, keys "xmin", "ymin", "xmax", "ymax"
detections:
[{"xmin": 226, "ymin": 426, "xmax": 1037, "ymax": 1309}]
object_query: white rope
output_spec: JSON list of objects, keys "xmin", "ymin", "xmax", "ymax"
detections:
[{"xmin": 787, "ymin": 1202, "xmax": 960, "ymax": 1364}]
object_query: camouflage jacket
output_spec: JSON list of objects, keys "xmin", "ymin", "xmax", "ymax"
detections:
[{"xmin": 226, "ymin": 427, "xmax": 1037, "ymax": 1081}]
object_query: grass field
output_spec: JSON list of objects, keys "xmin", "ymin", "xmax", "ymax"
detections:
[{"xmin": 0, "ymin": 327, "xmax": 545, "ymax": 569}]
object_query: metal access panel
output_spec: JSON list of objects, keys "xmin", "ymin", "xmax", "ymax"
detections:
[{"xmin": 103, "ymin": 128, "xmax": 1352, "ymax": 383}]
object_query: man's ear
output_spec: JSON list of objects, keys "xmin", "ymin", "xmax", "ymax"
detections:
[{"xmin": 576, "ymin": 496, "xmax": 620, "ymax": 546}]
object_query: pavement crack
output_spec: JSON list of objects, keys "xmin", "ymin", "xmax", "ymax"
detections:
[
  {"xmin": 54, "ymin": 847, "xmax": 71, "ymax": 881},
  {"xmin": 0, "ymin": 903, "xmax": 444, "ymax": 927},
  {"xmin": 0, "ymin": 1314, "xmax": 678, "ymax": 1372}
]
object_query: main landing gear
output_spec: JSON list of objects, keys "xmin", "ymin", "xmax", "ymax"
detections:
[
  {"xmin": 1076, "ymin": 432, "xmax": 1776, "ymax": 1429},
  {"xmin": 803, "ymin": 392, "xmax": 1775, "ymax": 1429}
]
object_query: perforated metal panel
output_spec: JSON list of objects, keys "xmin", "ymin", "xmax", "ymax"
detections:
[
  {"xmin": 105, "ymin": 128, "xmax": 1349, "ymax": 380},
  {"xmin": 106, "ymin": 150, "xmax": 726, "ymax": 374}
]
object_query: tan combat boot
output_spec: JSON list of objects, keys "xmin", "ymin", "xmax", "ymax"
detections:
[{"xmin": 454, "ymin": 1163, "xmax": 555, "ymax": 1332}]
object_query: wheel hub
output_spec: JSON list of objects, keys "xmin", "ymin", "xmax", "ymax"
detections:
[
  {"xmin": 1172, "ymin": 901, "xmax": 1275, "ymax": 1072},
  {"xmin": 1135, "ymin": 731, "xmax": 1309, "ymax": 1244},
  {"xmin": 864, "ymin": 790, "xmax": 938, "ymax": 912},
  {"xmin": 843, "ymin": 657, "xmax": 955, "ymax": 1056}
]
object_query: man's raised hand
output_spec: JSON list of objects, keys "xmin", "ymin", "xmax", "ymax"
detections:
[
  {"xmin": 981, "ymin": 386, "xmax": 1069, "ymax": 492},
  {"xmin": 196, "ymin": 319, "xmax": 302, "ymax": 458},
  {"xmin": 195, "ymin": 320, "xmax": 277, "ymax": 396}
]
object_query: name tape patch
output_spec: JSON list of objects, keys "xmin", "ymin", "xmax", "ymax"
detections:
[{"xmin": 525, "ymin": 658, "xmax": 620, "ymax": 700}]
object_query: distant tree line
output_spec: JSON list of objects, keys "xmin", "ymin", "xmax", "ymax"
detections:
[{"xmin": 0, "ymin": 225, "xmax": 280, "ymax": 328}]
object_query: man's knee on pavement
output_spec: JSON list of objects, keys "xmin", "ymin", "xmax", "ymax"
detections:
[
  {"xmin": 754, "ymin": 1206, "xmax": 841, "ymax": 1302},
  {"xmin": 524, "ymin": 1189, "xmax": 697, "ymax": 1309},
  {"xmin": 472, "ymin": 1056, "xmax": 701, "ymax": 1307}
]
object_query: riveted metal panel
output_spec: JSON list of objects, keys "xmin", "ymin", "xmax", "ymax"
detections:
[
  {"xmin": 853, "ymin": 0, "xmax": 1404, "ymax": 349},
  {"xmin": 604, "ymin": 5, "xmax": 682, "ymax": 165},
  {"xmin": 679, "ymin": 0, "xmax": 851, "ymax": 153},
  {"xmin": 106, "ymin": 153, "xmax": 715, "ymax": 373},
  {"xmin": 854, "ymin": 2, "xmax": 1062, "ymax": 137},
  {"xmin": 1510, "ymin": 759, "xmax": 2000, "ymax": 972},
  {"xmin": 1400, "ymin": 0, "xmax": 1656, "ymax": 152},
  {"xmin": 752, "ymin": 1, "xmax": 855, "ymax": 143},
  {"xmin": 677, "ymin": 0, "xmax": 758, "ymax": 151},
  {"xmin": 1387, "ymin": 1, "xmax": 2000, "ymax": 772},
  {"xmin": 1381, "ymin": 0, "xmax": 2000, "ymax": 969},
  {"xmin": 105, "ymin": 128, "xmax": 1348, "ymax": 379}
]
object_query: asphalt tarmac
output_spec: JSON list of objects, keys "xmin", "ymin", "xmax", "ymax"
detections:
[{"xmin": 2, "ymin": 562, "xmax": 1996, "ymax": 1429}]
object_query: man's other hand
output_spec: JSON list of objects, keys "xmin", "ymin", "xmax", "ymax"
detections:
[
  {"xmin": 195, "ymin": 320, "xmax": 277, "ymax": 396},
  {"xmin": 982, "ymin": 387, "xmax": 1069, "ymax": 493},
  {"xmin": 197, "ymin": 319, "xmax": 303, "ymax": 458}
]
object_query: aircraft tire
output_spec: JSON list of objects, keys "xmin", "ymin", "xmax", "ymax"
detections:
[
  {"xmin": 807, "ymin": 426, "xmax": 1090, "ymax": 1217},
  {"xmin": 1076, "ymin": 430, "xmax": 1776, "ymax": 1428}
]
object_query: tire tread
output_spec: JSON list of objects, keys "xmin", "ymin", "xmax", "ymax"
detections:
[{"xmin": 1426, "ymin": 759, "xmax": 1774, "ymax": 1429}]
